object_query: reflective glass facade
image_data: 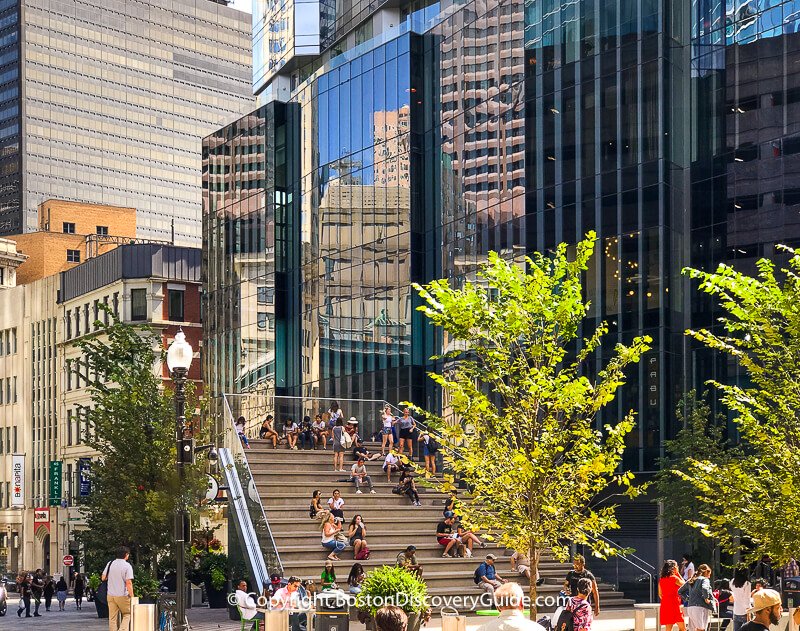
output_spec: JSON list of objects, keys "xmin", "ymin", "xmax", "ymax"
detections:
[
  {"xmin": 0, "ymin": 0, "xmax": 254, "ymax": 243},
  {"xmin": 206, "ymin": 0, "xmax": 800, "ymax": 483}
]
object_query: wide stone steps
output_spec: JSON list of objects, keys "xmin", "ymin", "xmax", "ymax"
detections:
[{"xmin": 244, "ymin": 439, "xmax": 634, "ymax": 612}]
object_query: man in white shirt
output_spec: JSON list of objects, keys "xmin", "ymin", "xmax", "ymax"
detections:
[
  {"xmin": 383, "ymin": 450, "xmax": 401, "ymax": 482},
  {"xmin": 476, "ymin": 582, "xmax": 545, "ymax": 631},
  {"xmin": 102, "ymin": 546, "xmax": 135, "ymax": 631},
  {"xmin": 236, "ymin": 580, "xmax": 265, "ymax": 629},
  {"xmin": 349, "ymin": 459, "xmax": 376, "ymax": 493}
]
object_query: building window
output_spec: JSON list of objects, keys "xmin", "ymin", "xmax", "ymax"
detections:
[
  {"xmin": 257, "ymin": 312, "xmax": 268, "ymax": 330},
  {"xmin": 63, "ymin": 222, "xmax": 75, "ymax": 234},
  {"xmin": 67, "ymin": 249, "xmax": 80, "ymax": 263},
  {"xmin": 0, "ymin": 267, "xmax": 4, "ymax": 285},
  {"xmin": 130, "ymin": 289, "xmax": 147, "ymax": 321},
  {"xmin": 168, "ymin": 289, "xmax": 184, "ymax": 322},
  {"xmin": 96, "ymin": 226, "xmax": 108, "ymax": 236}
]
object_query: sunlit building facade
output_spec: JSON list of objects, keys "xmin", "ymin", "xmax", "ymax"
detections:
[
  {"xmin": 0, "ymin": 0, "xmax": 254, "ymax": 243},
  {"xmin": 205, "ymin": 0, "xmax": 800, "ymax": 543}
]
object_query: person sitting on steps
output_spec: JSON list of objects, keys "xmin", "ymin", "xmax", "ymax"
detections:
[{"xmin": 436, "ymin": 515, "xmax": 466, "ymax": 557}]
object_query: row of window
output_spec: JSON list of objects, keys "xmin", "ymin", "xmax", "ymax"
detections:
[
  {"xmin": 64, "ymin": 294, "xmax": 119, "ymax": 340},
  {"xmin": 0, "ymin": 327, "xmax": 16, "ymax": 355},
  {"xmin": 62, "ymin": 222, "xmax": 108, "ymax": 235},
  {"xmin": 0, "ymin": 375, "xmax": 17, "ymax": 404},
  {"xmin": 0, "ymin": 425, "xmax": 18, "ymax": 453}
]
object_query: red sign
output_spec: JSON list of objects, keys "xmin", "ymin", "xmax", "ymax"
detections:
[{"xmin": 63, "ymin": 555, "xmax": 74, "ymax": 567}]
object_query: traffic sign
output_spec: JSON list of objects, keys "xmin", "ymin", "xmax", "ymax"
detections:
[{"xmin": 63, "ymin": 555, "xmax": 74, "ymax": 567}]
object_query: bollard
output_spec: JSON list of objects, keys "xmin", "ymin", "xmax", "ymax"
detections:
[
  {"xmin": 633, "ymin": 603, "xmax": 661, "ymax": 631},
  {"xmin": 132, "ymin": 602, "xmax": 156, "ymax": 631},
  {"xmin": 264, "ymin": 609, "xmax": 290, "ymax": 631}
]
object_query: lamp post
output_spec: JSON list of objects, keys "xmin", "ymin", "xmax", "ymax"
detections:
[{"xmin": 167, "ymin": 330, "xmax": 193, "ymax": 631}]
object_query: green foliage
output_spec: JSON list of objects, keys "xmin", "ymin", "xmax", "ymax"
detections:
[
  {"xmin": 188, "ymin": 528, "xmax": 230, "ymax": 591},
  {"xmin": 87, "ymin": 573, "xmax": 101, "ymax": 592},
  {"xmin": 355, "ymin": 565, "xmax": 428, "ymax": 616},
  {"xmin": 133, "ymin": 574, "xmax": 161, "ymax": 600},
  {"xmin": 654, "ymin": 390, "xmax": 741, "ymax": 558},
  {"xmin": 681, "ymin": 249, "xmax": 800, "ymax": 564},
  {"xmin": 73, "ymin": 309, "xmax": 205, "ymax": 573},
  {"xmin": 410, "ymin": 233, "xmax": 650, "ymax": 614}
]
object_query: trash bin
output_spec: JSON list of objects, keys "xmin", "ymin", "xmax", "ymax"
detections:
[
  {"xmin": 782, "ymin": 577, "xmax": 800, "ymax": 608},
  {"xmin": 314, "ymin": 590, "xmax": 349, "ymax": 631}
]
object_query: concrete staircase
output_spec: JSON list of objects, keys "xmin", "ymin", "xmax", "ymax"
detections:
[{"xmin": 248, "ymin": 440, "xmax": 634, "ymax": 611}]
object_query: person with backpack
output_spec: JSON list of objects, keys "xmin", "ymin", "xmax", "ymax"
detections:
[
  {"xmin": 419, "ymin": 432, "xmax": 439, "ymax": 476},
  {"xmin": 678, "ymin": 564, "xmax": 714, "ymax": 631},
  {"xmin": 103, "ymin": 546, "xmax": 135, "ymax": 631},
  {"xmin": 557, "ymin": 577, "xmax": 594, "ymax": 631},
  {"xmin": 475, "ymin": 554, "xmax": 508, "ymax": 597},
  {"xmin": 476, "ymin": 582, "xmax": 545, "ymax": 631}
]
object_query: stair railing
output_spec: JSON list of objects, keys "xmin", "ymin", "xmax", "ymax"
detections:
[
  {"xmin": 221, "ymin": 393, "xmax": 284, "ymax": 588},
  {"xmin": 583, "ymin": 533, "xmax": 656, "ymax": 603}
]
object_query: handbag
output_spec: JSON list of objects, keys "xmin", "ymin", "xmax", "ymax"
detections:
[
  {"xmin": 96, "ymin": 560, "xmax": 111, "ymax": 604},
  {"xmin": 334, "ymin": 531, "xmax": 348, "ymax": 543},
  {"xmin": 340, "ymin": 431, "xmax": 353, "ymax": 449}
]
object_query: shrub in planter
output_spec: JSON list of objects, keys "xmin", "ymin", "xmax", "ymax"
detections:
[
  {"xmin": 355, "ymin": 566, "xmax": 430, "ymax": 631},
  {"xmin": 133, "ymin": 574, "xmax": 161, "ymax": 604}
]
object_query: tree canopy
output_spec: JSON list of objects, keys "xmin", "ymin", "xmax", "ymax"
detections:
[
  {"xmin": 74, "ymin": 313, "xmax": 203, "ymax": 573},
  {"xmin": 680, "ymin": 249, "xmax": 800, "ymax": 564},
  {"xmin": 411, "ymin": 232, "xmax": 650, "ymax": 614}
]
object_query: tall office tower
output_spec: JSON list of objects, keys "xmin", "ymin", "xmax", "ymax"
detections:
[
  {"xmin": 0, "ymin": 0, "xmax": 254, "ymax": 244},
  {"xmin": 203, "ymin": 0, "xmax": 800, "ymax": 555}
]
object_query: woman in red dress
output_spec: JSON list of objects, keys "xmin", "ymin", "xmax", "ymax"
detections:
[{"xmin": 660, "ymin": 559, "xmax": 686, "ymax": 631}]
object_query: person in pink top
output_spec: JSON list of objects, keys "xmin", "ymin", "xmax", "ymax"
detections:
[{"xmin": 271, "ymin": 576, "xmax": 302, "ymax": 610}]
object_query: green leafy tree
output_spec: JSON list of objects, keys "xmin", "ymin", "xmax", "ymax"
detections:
[
  {"xmin": 410, "ymin": 232, "xmax": 651, "ymax": 615},
  {"xmin": 74, "ymin": 313, "xmax": 204, "ymax": 575},
  {"xmin": 654, "ymin": 390, "xmax": 740, "ymax": 560},
  {"xmin": 681, "ymin": 249, "xmax": 800, "ymax": 564}
]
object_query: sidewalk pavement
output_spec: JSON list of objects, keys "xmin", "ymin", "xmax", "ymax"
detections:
[{"xmin": 0, "ymin": 597, "xmax": 641, "ymax": 631}]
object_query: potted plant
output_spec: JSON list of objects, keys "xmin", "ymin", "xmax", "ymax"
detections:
[
  {"xmin": 188, "ymin": 535, "xmax": 229, "ymax": 609},
  {"xmin": 355, "ymin": 566, "xmax": 430, "ymax": 631},
  {"xmin": 133, "ymin": 574, "xmax": 161, "ymax": 604},
  {"xmin": 87, "ymin": 573, "xmax": 101, "ymax": 602}
]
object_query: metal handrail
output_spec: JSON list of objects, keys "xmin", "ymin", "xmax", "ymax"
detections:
[
  {"xmin": 222, "ymin": 394, "xmax": 284, "ymax": 582},
  {"xmin": 595, "ymin": 533, "xmax": 656, "ymax": 571},
  {"xmin": 584, "ymin": 533, "xmax": 656, "ymax": 602}
]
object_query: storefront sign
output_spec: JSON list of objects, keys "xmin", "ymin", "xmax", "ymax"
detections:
[
  {"xmin": 49, "ymin": 461, "xmax": 62, "ymax": 507},
  {"xmin": 11, "ymin": 454, "xmax": 24, "ymax": 507},
  {"xmin": 34, "ymin": 507, "xmax": 50, "ymax": 531}
]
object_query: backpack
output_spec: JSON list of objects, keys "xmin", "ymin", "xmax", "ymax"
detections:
[
  {"xmin": 473, "ymin": 564, "xmax": 485, "ymax": 585},
  {"xmin": 427, "ymin": 437, "xmax": 440, "ymax": 453},
  {"xmin": 340, "ymin": 430, "xmax": 353, "ymax": 449},
  {"xmin": 555, "ymin": 599, "xmax": 589, "ymax": 631},
  {"xmin": 355, "ymin": 546, "xmax": 371, "ymax": 561}
]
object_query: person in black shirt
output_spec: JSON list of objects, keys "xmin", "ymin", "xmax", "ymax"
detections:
[
  {"xmin": 17, "ymin": 574, "xmax": 31, "ymax": 617},
  {"xmin": 714, "ymin": 579, "xmax": 733, "ymax": 619},
  {"xmin": 565, "ymin": 555, "xmax": 600, "ymax": 616},
  {"xmin": 30, "ymin": 569, "xmax": 44, "ymax": 617},
  {"xmin": 740, "ymin": 589, "xmax": 782, "ymax": 631},
  {"xmin": 436, "ymin": 516, "xmax": 465, "ymax": 558}
]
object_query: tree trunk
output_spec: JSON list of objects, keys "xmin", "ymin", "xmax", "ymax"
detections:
[{"xmin": 529, "ymin": 546, "xmax": 541, "ymax": 620}]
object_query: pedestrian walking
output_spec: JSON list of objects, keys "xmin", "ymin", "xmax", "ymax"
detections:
[
  {"xmin": 74, "ymin": 573, "xmax": 86, "ymax": 610},
  {"xmin": 31, "ymin": 569, "xmax": 44, "ymax": 617},
  {"xmin": 730, "ymin": 567, "xmax": 752, "ymax": 631},
  {"xmin": 566, "ymin": 555, "xmax": 600, "ymax": 616},
  {"xmin": 678, "ymin": 564, "xmax": 714, "ymax": 631},
  {"xmin": 56, "ymin": 576, "xmax": 68, "ymax": 611},
  {"xmin": 102, "ymin": 545, "xmax": 135, "ymax": 631},
  {"xmin": 658, "ymin": 560, "xmax": 685, "ymax": 631},
  {"xmin": 17, "ymin": 573, "xmax": 31, "ymax": 618},
  {"xmin": 43, "ymin": 575, "xmax": 54, "ymax": 611}
]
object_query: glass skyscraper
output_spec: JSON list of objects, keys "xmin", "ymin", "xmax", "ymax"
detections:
[
  {"xmin": 0, "ymin": 0, "xmax": 254, "ymax": 243},
  {"xmin": 204, "ymin": 0, "xmax": 800, "ymax": 548}
]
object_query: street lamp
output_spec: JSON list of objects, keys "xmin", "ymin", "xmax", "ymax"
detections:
[{"xmin": 167, "ymin": 330, "xmax": 192, "ymax": 631}]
